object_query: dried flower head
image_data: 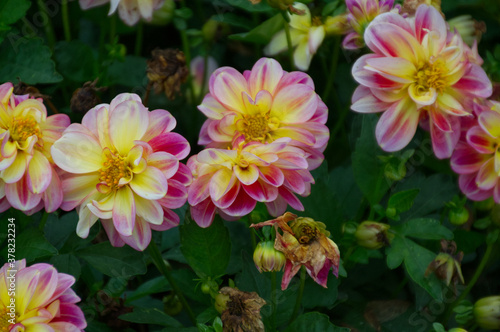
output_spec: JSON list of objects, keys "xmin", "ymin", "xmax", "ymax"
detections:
[
  {"xmin": 425, "ymin": 240, "xmax": 464, "ymax": 286},
  {"xmin": 401, "ymin": 0, "xmax": 442, "ymax": 16},
  {"xmin": 70, "ymin": 79, "xmax": 106, "ymax": 113},
  {"xmin": 218, "ymin": 287, "xmax": 266, "ymax": 332},
  {"xmin": 147, "ymin": 49, "xmax": 189, "ymax": 100}
]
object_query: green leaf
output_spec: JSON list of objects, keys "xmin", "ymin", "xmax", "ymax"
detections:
[
  {"xmin": 54, "ymin": 41, "xmax": 97, "ymax": 82},
  {"xmin": 387, "ymin": 189, "xmax": 420, "ymax": 215},
  {"xmin": 212, "ymin": 13, "xmax": 253, "ymax": 30},
  {"xmin": 285, "ymin": 312, "xmax": 350, "ymax": 332},
  {"xmin": 0, "ymin": 38, "xmax": 62, "ymax": 84},
  {"xmin": 229, "ymin": 14, "xmax": 284, "ymax": 44},
  {"xmin": 385, "ymin": 236, "xmax": 405, "ymax": 269},
  {"xmin": 398, "ymin": 218, "xmax": 453, "ymax": 241},
  {"xmin": 77, "ymin": 242, "xmax": 146, "ymax": 278},
  {"xmin": 0, "ymin": 0, "xmax": 31, "ymax": 26},
  {"xmin": 302, "ymin": 275, "xmax": 339, "ymax": 309},
  {"xmin": 222, "ymin": 0, "xmax": 271, "ymax": 12},
  {"xmin": 44, "ymin": 211, "xmax": 78, "ymax": 250},
  {"xmin": 352, "ymin": 115, "xmax": 390, "ymax": 205},
  {"xmin": 50, "ymin": 254, "xmax": 81, "ymax": 280},
  {"xmin": 127, "ymin": 276, "xmax": 171, "ymax": 303},
  {"xmin": 235, "ymin": 252, "xmax": 271, "ymax": 298},
  {"xmin": 107, "ymin": 55, "xmax": 146, "ymax": 87},
  {"xmin": 119, "ymin": 308, "xmax": 182, "ymax": 327},
  {"xmin": 2, "ymin": 228, "xmax": 57, "ymax": 263},
  {"xmin": 180, "ymin": 215, "xmax": 231, "ymax": 278}
]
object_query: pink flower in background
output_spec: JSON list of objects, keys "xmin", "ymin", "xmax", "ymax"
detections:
[
  {"xmin": 0, "ymin": 82, "xmax": 70, "ymax": 214},
  {"xmin": 0, "ymin": 260, "xmax": 86, "ymax": 331},
  {"xmin": 343, "ymin": 0, "xmax": 399, "ymax": 50},
  {"xmin": 187, "ymin": 139, "xmax": 313, "ymax": 227},
  {"xmin": 190, "ymin": 55, "xmax": 218, "ymax": 100},
  {"xmin": 52, "ymin": 93, "xmax": 191, "ymax": 251},
  {"xmin": 451, "ymin": 101, "xmax": 500, "ymax": 202},
  {"xmin": 351, "ymin": 5, "xmax": 492, "ymax": 158},
  {"xmin": 79, "ymin": 0, "xmax": 164, "ymax": 26},
  {"xmin": 198, "ymin": 57, "xmax": 329, "ymax": 170}
]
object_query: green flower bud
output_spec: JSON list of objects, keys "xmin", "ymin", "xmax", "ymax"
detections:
[
  {"xmin": 449, "ymin": 207, "xmax": 469, "ymax": 226},
  {"xmin": 215, "ymin": 292, "xmax": 230, "ymax": 314},
  {"xmin": 150, "ymin": 0, "xmax": 175, "ymax": 25},
  {"xmin": 384, "ymin": 158, "xmax": 407, "ymax": 181},
  {"xmin": 474, "ymin": 296, "xmax": 500, "ymax": 330},
  {"xmin": 253, "ymin": 241, "xmax": 286, "ymax": 273},
  {"xmin": 163, "ymin": 293, "xmax": 183, "ymax": 316},
  {"xmin": 355, "ymin": 221, "xmax": 393, "ymax": 249}
]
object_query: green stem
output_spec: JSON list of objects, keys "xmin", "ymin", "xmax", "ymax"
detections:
[
  {"xmin": 180, "ymin": 29, "xmax": 196, "ymax": 103},
  {"xmin": 39, "ymin": 212, "xmax": 49, "ymax": 231},
  {"xmin": 322, "ymin": 37, "xmax": 341, "ymax": 102},
  {"xmin": 271, "ymin": 271, "xmax": 278, "ymax": 330},
  {"xmin": 289, "ymin": 266, "xmax": 306, "ymax": 324},
  {"xmin": 442, "ymin": 243, "xmax": 494, "ymax": 324},
  {"xmin": 247, "ymin": 214, "xmax": 257, "ymax": 249},
  {"xmin": 109, "ymin": 15, "xmax": 117, "ymax": 43},
  {"xmin": 148, "ymin": 241, "xmax": 197, "ymax": 325},
  {"xmin": 281, "ymin": 11, "xmax": 295, "ymax": 71},
  {"xmin": 37, "ymin": 0, "xmax": 56, "ymax": 48},
  {"xmin": 62, "ymin": 0, "xmax": 71, "ymax": 41},
  {"xmin": 197, "ymin": 45, "xmax": 210, "ymax": 104},
  {"xmin": 134, "ymin": 22, "xmax": 143, "ymax": 56}
]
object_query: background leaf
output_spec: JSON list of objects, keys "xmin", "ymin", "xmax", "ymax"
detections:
[{"xmin": 285, "ymin": 312, "xmax": 350, "ymax": 332}]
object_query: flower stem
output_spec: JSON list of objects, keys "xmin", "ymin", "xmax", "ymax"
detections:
[
  {"xmin": 62, "ymin": 0, "xmax": 71, "ymax": 41},
  {"xmin": 197, "ymin": 44, "xmax": 210, "ymax": 104},
  {"xmin": 37, "ymin": 0, "xmax": 56, "ymax": 48},
  {"xmin": 148, "ymin": 241, "xmax": 197, "ymax": 325},
  {"xmin": 322, "ymin": 37, "xmax": 341, "ymax": 102},
  {"xmin": 289, "ymin": 266, "xmax": 306, "ymax": 324},
  {"xmin": 281, "ymin": 11, "xmax": 295, "ymax": 71},
  {"xmin": 134, "ymin": 22, "xmax": 143, "ymax": 56},
  {"xmin": 442, "ymin": 243, "xmax": 494, "ymax": 324},
  {"xmin": 180, "ymin": 29, "xmax": 196, "ymax": 103},
  {"xmin": 271, "ymin": 271, "xmax": 278, "ymax": 330}
]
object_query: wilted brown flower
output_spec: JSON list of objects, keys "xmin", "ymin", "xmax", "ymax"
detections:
[
  {"xmin": 70, "ymin": 78, "xmax": 105, "ymax": 113},
  {"xmin": 401, "ymin": 0, "xmax": 443, "ymax": 16},
  {"xmin": 13, "ymin": 80, "xmax": 59, "ymax": 114},
  {"xmin": 425, "ymin": 240, "xmax": 464, "ymax": 287},
  {"xmin": 217, "ymin": 287, "xmax": 266, "ymax": 332},
  {"xmin": 147, "ymin": 48, "xmax": 189, "ymax": 100}
]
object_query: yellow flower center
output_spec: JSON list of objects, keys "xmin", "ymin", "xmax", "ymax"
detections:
[
  {"xmin": 0, "ymin": 307, "xmax": 14, "ymax": 331},
  {"xmin": 9, "ymin": 116, "xmax": 41, "ymax": 142},
  {"xmin": 237, "ymin": 113, "xmax": 280, "ymax": 143},
  {"xmin": 99, "ymin": 150, "xmax": 131, "ymax": 189},
  {"xmin": 415, "ymin": 59, "xmax": 447, "ymax": 94}
]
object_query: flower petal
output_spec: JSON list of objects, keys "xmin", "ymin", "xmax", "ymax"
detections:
[
  {"xmin": 453, "ymin": 64, "xmax": 492, "ymax": 98},
  {"xmin": 221, "ymin": 188, "xmax": 256, "ymax": 217},
  {"xmin": 157, "ymin": 179, "xmax": 188, "ymax": 209},
  {"xmin": 112, "ymin": 186, "xmax": 136, "ymax": 236},
  {"xmin": 271, "ymin": 84, "xmax": 317, "ymax": 123},
  {"xmin": 129, "ymin": 166, "xmax": 168, "ymax": 200},
  {"xmin": 242, "ymin": 179, "xmax": 278, "ymax": 202},
  {"xmin": 430, "ymin": 114, "xmax": 460, "ymax": 159},
  {"xmin": 190, "ymin": 198, "xmax": 217, "ymax": 228},
  {"xmin": 209, "ymin": 168, "xmax": 236, "ymax": 202},
  {"xmin": 351, "ymin": 86, "xmax": 390, "ymax": 113},
  {"xmin": 210, "ymin": 67, "xmax": 248, "ymax": 113},
  {"xmin": 466, "ymin": 125, "xmax": 496, "ymax": 154},
  {"xmin": 109, "ymin": 100, "xmax": 149, "ymax": 155},
  {"xmin": 248, "ymin": 58, "xmax": 284, "ymax": 97},
  {"xmin": 142, "ymin": 109, "xmax": 176, "ymax": 141},
  {"xmin": 27, "ymin": 150, "xmax": 52, "ymax": 194},
  {"xmin": 451, "ymin": 144, "xmax": 487, "ymax": 174},
  {"xmin": 476, "ymin": 157, "xmax": 497, "ymax": 190},
  {"xmin": 2, "ymin": 151, "xmax": 29, "ymax": 183},
  {"xmin": 478, "ymin": 110, "xmax": 500, "ymax": 139},
  {"xmin": 135, "ymin": 195, "xmax": 163, "ymax": 225},
  {"xmin": 148, "ymin": 133, "xmax": 190, "ymax": 160},
  {"xmin": 121, "ymin": 217, "xmax": 152, "ymax": 251},
  {"xmin": 5, "ymin": 177, "xmax": 42, "ymax": 211},
  {"xmin": 233, "ymin": 164, "xmax": 259, "ymax": 185}
]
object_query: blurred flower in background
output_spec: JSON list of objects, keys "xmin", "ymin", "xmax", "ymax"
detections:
[{"xmin": 79, "ymin": 0, "xmax": 165, "ymax": 26}]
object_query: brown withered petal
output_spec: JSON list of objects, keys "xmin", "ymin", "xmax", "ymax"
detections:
[
  {"xmin": 219, "ymin": 287, "xmax": 266, "ymax": 332},
  {"xmin": 147, "ymin": 48, "xmax": 189, "ymax": 100},
  {"xmin": 70, "ymin": 78, "xmax": 105, "ymax": 113},
  {"xmin": 402, "ymin": 0, "xmax": 443, "ymax": 16}
]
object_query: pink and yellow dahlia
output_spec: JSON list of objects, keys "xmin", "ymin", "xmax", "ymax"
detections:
[
  {"xmin": 79, "ymin": 0, "xmax": 164, "ymax": 26},
  {"xmin": 51, "ymin": 93, "xmax": 191, "ymax": 251},
  {"xmin": 0, "ymin": 260, "xmax": 86, "ymax": 331},
  {"xmin": 250, "ymin": 212, "xmax": 340, "ymax": 290},
  {"xmin": 451, "ymin": 101, "xmax": 500, "ymax": 202},
  {"xmin": 343, "ymin": 0, "xmax": 400, "ymax": 50},
  {"xmin": 187, "ymin": 139, "xmax": 313, "ymax": 227},
  {"xmin": 0, "ymin": 82, "xmax": 70, "ymax": 214},
  {"xmin": 351, "ymin": 5, "xmax": 492, "ymax": 158},
  {"xmin": 198, "ymin": 57, "xmax": 329, "ymax": 170}
]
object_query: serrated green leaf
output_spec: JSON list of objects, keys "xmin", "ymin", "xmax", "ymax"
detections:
[
  {"xmin": 54, "ymin": 41, "xmax": 97, "ymax": 82},
  {"xmin": 77, "ymin": 242, "xmax": 146, "ymax": 278},
  {"xmin": 229, "ymin": 14, "xmax": 284, "ymax": 44},
  {"xmin": 352, "ymin": 115, "xmax": 390, "ymax": 205},
  {"xmin": 285, "ymin": 312, "xmax": 350, "ymax": 332},
  {"xmin": 0, "ymin": 0, "xmax": 31, "ymax": 26},
  {"xmin": 2, "ymin": 228, "xmax": 57, "ymax": 263},
  {"xmin": 50, "ymin": 254, "xmax": 81, "ymax": 280},
  {"xmin": 120, "ymin": 308, "xmax": 182, "ymax": 327},
  {"xmin": 387, "ymin": 189, "xmax": 420, "ymax": 214},
  {"xmin": 180, "ymin": 215, "xmax": 231, "ymax": 278},
  {"xmin": 398, "ymin": 218, "xmax": 453, "ymax": 240},
  {"xmin": 0, "ymin": 38, "xmax": 62, "ymax": 84}
]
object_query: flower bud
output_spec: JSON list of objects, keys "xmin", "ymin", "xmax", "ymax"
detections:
[
  {"xmin": 215, "ymin": 292, "xmax": 230, "ymax": 314},
  {"xmin": 163, "ymin": 293, "xmax": 183, "ymax": 316},
  {"xmin": 253, "ymin": 241, "xmax": 286, "ymax": 273},
  {"xmin": 324, "ymin": 14, "xmax": 349, "ymax": 36},
  {"xmin": 267, "ymin": 0, "xmax": 295, "ymax": 11},
  {"xmin": 355, "ymin": 221, "xmax": 393, "ymax": 249},
  {"xmin": 425, "ymin": 240, "xmax": 464, "ymax": 286},
  {"xmin": 448, "ymin": 15, "xmax": 486, "ymax": 46},
  {"xmin": 70, "ymin": 79, "xmax": 105, "ymax": 114},
  {"xmin": 150, "ymin": 0, "xmax": 175, "ymax": 25},
  {"xmin": 474, "ymin": 296, "xmax": 500, "ymax": 330},
  {"xmin": 449, "ymin": 206, "xmax": 470, "ymax": 226}
]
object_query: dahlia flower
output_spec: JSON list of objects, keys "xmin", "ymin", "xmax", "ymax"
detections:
[
  {"xmin": 187, "ymin": 139, "xmax": 313, "ymax": 227},
  {"xmin": 250, "ymin": 212, "xmax": 340, "ymax": 290},
  {"xmin": 451, "ymin": 101, "xmax": 500, "ymax": 202},
  {"xmin": 343, "ymin": 0, "xmax": 400, "ymax": 50},
  {"xmin": 198, "ymin": 57, "xmax": 329, "ymax": 170},
  {"xmin": 0, "ymin": 82, "xmax": 69, "ymax": 214},
  {"xmin": 264, "ymin": 3, "xmax": 326, "ymax": 71},
  {"xmin": 52, "ymin": 93, "xmax": 191, "ymax": 251},
  {"xmin": 0, "ymin": 260, "xmax": 86, "ymax": 331},
  {"xmin": 351, "ymin": 5, "xmax": 492, "ymax": 158},
  {"xmin": 79, "ymin": 0, "xmax": 164, "ymax": 26}
]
